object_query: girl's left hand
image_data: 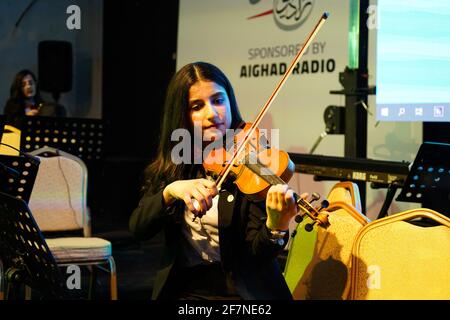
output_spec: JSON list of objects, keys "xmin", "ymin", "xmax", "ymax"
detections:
[{"xmin": 265, "ymin": 184, "xmax": 306, "ymax": 231}]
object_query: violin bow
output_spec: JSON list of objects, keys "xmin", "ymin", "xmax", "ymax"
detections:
[{"xmin": 216, "ymin": 12, "xmax": 330, "ymax": 190}]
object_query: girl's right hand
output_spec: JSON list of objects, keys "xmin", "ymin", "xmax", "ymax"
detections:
[{"xmin": 163, "ymin": 179, "xmax": 218, "ymax": 215}]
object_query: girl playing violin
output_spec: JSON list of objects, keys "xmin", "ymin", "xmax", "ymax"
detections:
[{"xmin": 130, "ymin": 62, "xmax": 306, "ymax": 300}]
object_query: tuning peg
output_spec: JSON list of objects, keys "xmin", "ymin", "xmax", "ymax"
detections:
[
  {"xmin": 315, "ymin": 199, "xmax": 329, "ymax": 212},
  {"xmin": 305, "ymin": 221, "xmax": 316, "ymax": 232},
  {"xmin": 294, "ymin": 214, "xmax": 304, "ymax": 223},
  {"xmin": 309, "ymin": 192, "xmax": 320, "ymax": 203}
]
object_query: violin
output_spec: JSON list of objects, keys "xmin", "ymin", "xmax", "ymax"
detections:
[
  {"xmin": 201, "ymin": 13, "xmax": 331, "ymax": 231},
  {"xmin": 203, "ymin": 122, "xmax": 330, "ymax": 231}
]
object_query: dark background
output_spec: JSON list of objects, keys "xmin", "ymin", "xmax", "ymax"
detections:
[
  {"xmin": 86, "ymin": 1, "xmax": 179, "ymax": 299},
  {"xmin": 97, "ymin": 0, "xmax": 179, "ymax": 233}
]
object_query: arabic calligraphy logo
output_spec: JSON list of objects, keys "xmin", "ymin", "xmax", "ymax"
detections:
[
  {"xmin": 274, "ymin": 0, "xmax": 314, "ymax": 30},
  {"xmin": 248, "ymin": 0, "xmax": 314, "ymax": 31}
]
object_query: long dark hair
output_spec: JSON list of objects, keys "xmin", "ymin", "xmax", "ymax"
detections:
[
  {"xmin": 143, "ymin": 62, "xmax": 243, "ymax": 194},
  {"xmin": 9, "ymin": 69, "xmax": 43, "ymax": 104}
]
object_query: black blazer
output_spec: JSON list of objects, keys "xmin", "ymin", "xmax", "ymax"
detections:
[{"xmin": 129, "ymin": 182, "xmax": 292, "ymax": 300}]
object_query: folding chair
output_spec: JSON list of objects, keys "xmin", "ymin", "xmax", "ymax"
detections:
[
  {"xmin": 284, "ymin": 182, "xmax": 369, "ymax": 299},
  {"xmin": 28, "ymin": 146, "xmax": 117, "ymax": 299},
  {"xmin": 350, "ymin": 208, "xmax": 450, "ymax": 299}
]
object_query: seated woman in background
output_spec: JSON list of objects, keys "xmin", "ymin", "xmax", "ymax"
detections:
[{"xmin": 3, "ymin": 69, "xmax": 66, "ymax": 128}]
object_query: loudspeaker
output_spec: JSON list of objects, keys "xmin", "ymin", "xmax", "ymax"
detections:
[{"xmin": 38, "ymin": 41, "xmax": 73, "ymax": 93}]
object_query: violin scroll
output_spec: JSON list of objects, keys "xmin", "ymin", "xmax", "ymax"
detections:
[{"xmin": 294, "ymin": 192, "xmax": 330, "ymax": 232}]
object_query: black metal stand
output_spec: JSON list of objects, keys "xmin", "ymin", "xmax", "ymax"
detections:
[
  {"xmin": 0, "ymin": 154, "xmax": 39, "ymax": 203},
  {"xmin": 19, "ymin": 115, "xmax": 105, "ymax": 165},
  {"xmin": 322, "ymin": 0, "xmax": 374, "ymax": 213},
  {"xmin": 376, "ymin": 183, "xmax": 399, "ymax": 219},
  {"xmin": 396, "ymin": 142, "xmax": 450, "ymax": 216},
  {"xmin": 0, "ymin": 192, "xmax": 68, "ymax": 299}
]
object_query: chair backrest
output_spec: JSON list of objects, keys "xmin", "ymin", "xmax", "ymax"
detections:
[
  {"xmin": 284, "ymin": 182, "xmax": 369, "ymax": 300},
  {"xmin": 350, "ymin": 209, "xmax": 450, "ymax": 300},
  {"xmin": 28, "ymin": 147, "xmax": 88, "ymax": 233},
  {"xmin": 327, "ymin": 181, "xmax": 362, "ymax": 212}
]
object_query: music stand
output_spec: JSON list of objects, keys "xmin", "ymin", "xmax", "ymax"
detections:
[
  {"xmin": 20, "ymin": 116, "xmax": 105, "ymax": 165},
  {"xmin": 396, "ymin": 142, "xmax": 450, "ymax": 216},
  {"xmin": 0, "ymin": 154, "xmax": 39, "ymax": 204},
  {"xmin": 0, "ymin": 192, "xmax": 68, "ymax": 299}
]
